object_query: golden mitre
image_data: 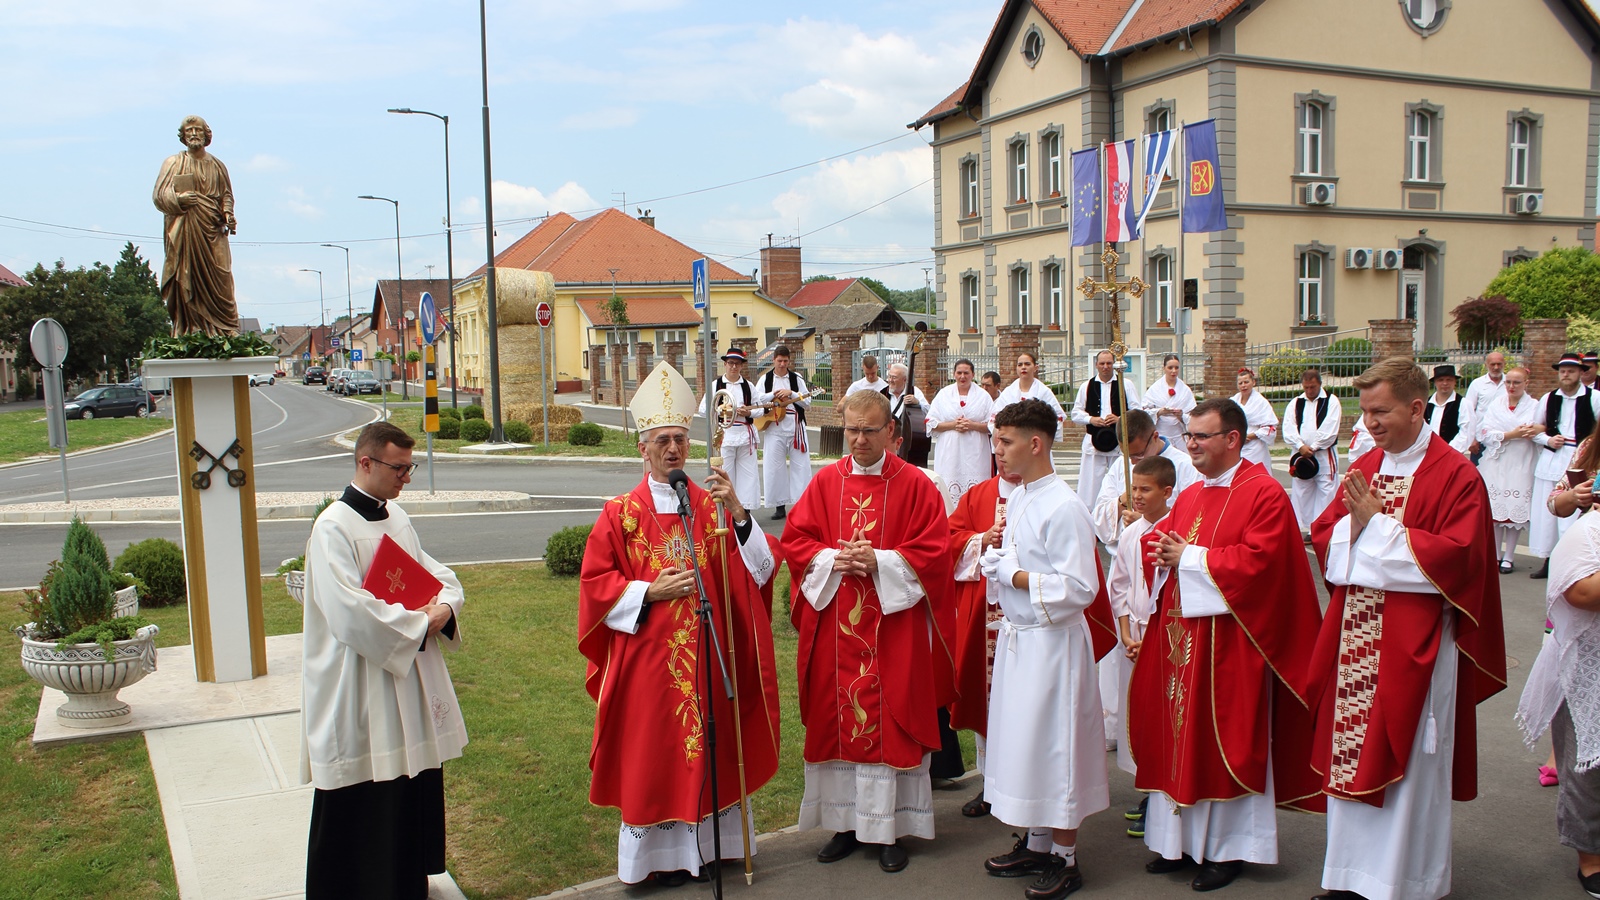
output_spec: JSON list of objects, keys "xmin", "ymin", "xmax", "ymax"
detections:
[{"xmin": 630, "ymin": 361, "xmax": 696, "ymax": 432}]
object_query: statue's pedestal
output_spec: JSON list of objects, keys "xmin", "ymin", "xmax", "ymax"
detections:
[{"xmin": 143, "ymin": 357, "xmax": 276, "ymax": 683}]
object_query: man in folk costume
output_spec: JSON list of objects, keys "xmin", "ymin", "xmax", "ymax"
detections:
[
  {"xmin": 1070, "ymin": 349, "xmax": 1129, "ymax": 508},
  {"xmin": 755, "ymin": 344, "xmax": 813, "ymax": 521},
  {"xmin": 782, "ymin": 389, "xmax": 956, "ymax": 873},
  {"xmin": 1585, "ymin": 352, "xmax": 1599, "ymax": 391},
  {"xmin": 1422, "ymin": 365, "xmax": 1472, "ymax": 455},
  {"xmin": 301, "ymin": 421, "xmax": 467, "ymax": 900},
  {"xmin": 1282, "ymin": 368, "xmax": 1344, "ymax": 533},
  {"xmin": 579, "ymin": 362, "xmax": 782, "ymax": 886},
  {"xmin": 976, "ymin": 399, "xmax": 1120, "ymax": 900},
  {"xmin": 1530, "ymin": 352, "xmax": 1600, "ymax": 580},
  {"xmin": 1131, "ymin": 398, "xmax": 1325, "ymax": 893},
  {"xmin": 1307, "ymin": 358, "xmax": 1507, "ymax": 900},
  {"xmin": 703, "ymin": 346, "xmax": 761, "ymax": 511}
]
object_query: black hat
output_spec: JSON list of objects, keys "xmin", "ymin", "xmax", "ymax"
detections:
[
  {"xmin": 720, "ymin": 347, "xmax": 747, "ymax": 363},
  {"xmin": 1090, "ymin": 428, "xmax": 1120, "ymax": 453},
  {"xmin": 1430, "ymin": 364, "xmax": 1457, "ymax": 382},
  {"xmin": 1586, "ymin": 352, "xmax": 1598, "ymax": 370},
  {"xmin": 1291, "ymin": 454, "xmax": 1321, "ymax": 480},
  {"xmin": 1555, "ymin": 351, "xmax": 1585, "ymax": 370}
]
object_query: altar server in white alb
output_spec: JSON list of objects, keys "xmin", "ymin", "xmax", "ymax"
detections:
[
  {"xmin": 927, "ymin": 358, "xmax": 995, "ymax": 503},
  {"xmin": 754, "ymin": 344, "xmax": 813, "ymax": 520},
  {"xmin": 978, "ymin": 399, "xmax": 1113, "ymax": 900},
  {"xmin": 1070, "ymin": 349, "xmax": 1130, "ymax": 508},
  {"xmin": 1281, "ymin": 367, "xmax": 1343, "ymax": 532},
  {"xmin": 703, "ymin": 346, "xmax": 761, "ymax": 511},
  {"xmin": 1141, "ymin": 353, "xmax": 1195, "ymax": 443},
  {"xmin": 1422, "ymin": 365, "xmax": 1472, "ymax": 455},
  {"xmin": 1088, "ymin": 409, "xmax": 1199, "ymax": 551},
  {"xmin": 1529, "ymin": 352, "xmax": 1600, "ymax": 580},
  {"xmin": 1231, "ymin": 366, "xmax": 1278, "ymax": 467},
  {"xmin": 302, "ymin": 421, "xmax": 467, "ymax": 900}
]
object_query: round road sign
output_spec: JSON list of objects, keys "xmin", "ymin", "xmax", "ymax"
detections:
[
  {"xmin": 536, "ymin": 301, "xmax": 553, "ymax": 328},
  {"xmin": 29, "ymin": 318, "xmax": 68, "ymax": 368}
]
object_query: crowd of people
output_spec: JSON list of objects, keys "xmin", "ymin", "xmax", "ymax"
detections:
[{"xmin": 293, "ymin": 342, "xmax": 1600, "ymax": 900}]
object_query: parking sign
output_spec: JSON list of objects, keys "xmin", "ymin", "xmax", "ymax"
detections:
[{"xmin": 351, "ymin": 349, "xmax": 364, "ymax": 362}]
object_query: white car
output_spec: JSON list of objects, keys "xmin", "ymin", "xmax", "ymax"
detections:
[{"xmin": 248, "ymin": 373, "xmax": 276, "ymax": 387}]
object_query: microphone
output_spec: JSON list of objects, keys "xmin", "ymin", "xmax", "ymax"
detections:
[{"xmin": 667, "ymin": 467, "xmax": 693, "ymax": 514}]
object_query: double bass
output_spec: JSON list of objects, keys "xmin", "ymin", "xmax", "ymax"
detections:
[{"xmin": 896, "ymin": 323, "xmax": 932, "ymax": 467}]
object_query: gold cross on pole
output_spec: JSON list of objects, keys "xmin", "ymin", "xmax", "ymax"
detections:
[{"xmin": 1075, "ymin": 246, "xmax": 1146, "ymax": 508}]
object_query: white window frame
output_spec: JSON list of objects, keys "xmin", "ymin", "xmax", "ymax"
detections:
[
  {"xmin": 1298, "ymin": 251, "xmax": 1325, "ymax": 324},
  {"xmin": 961, "ymin": 158, "xmax": 979, "ymax": 218},
  {"xmin": 1152, "ymin": 255, "xmax": 1173, "ymax": 325},
  {"xmin": 1150, "ymin": 107, "xmax": 1173, "ymax": 134},
  {"xmin": 1042, "ymin": 131, "xmax": 1063, "ymax": 197},
  {"xmin": 1043, "ymin": 263, "xmax": 1063, "ymax": 326},
  {"xmin": 962, "ymin": 274, "xmax": 980, "ymax": 331},
  {"xmin": 1408, "ymin": 110, "xmax": 1432, "ymax": 182},
  {"xmin": 1509, "ymin": 117, "xmax": 1531, "ymax": 188},
  {"xmin": 1010, "ymin": 265, "xmax": 1032, "ymax": 325},
  {"xmin": 1300, "ymin": 101, "xmax": 1324, "ymax": 176},
  {"xmin": 1010, "ymin": 140, "xmax": 1029, "ymax": 204},
  {"xmin": 659, "ymin": 329, "xmax": 687, "ymax": 345}
]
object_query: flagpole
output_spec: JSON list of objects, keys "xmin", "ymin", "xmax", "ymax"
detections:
[
  {"xmin": 1099, "ymin": 139, "xmax": 1108, "ymax": 347},
  {"xmin": 1139, "ymin": 131, "xmax": 1147, "ymax": 351},
  {"xmin": 1176, "ymin": 122, "xmax": 1187, "ymax": 365}
]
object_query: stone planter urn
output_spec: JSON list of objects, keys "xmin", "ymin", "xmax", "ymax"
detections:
[
  {"xmin": 17, "ymin": 624, "xmax": 160, "ymax": 728},
  {"xmin": 113, "ymin": 582, "xmax": 139, "ymax": 619},
  {"xmin": 284, "ymin": 569, "xmax": 306, "ymax": 606}
]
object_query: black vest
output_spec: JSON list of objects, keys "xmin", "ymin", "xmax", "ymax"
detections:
[
  {"xmin": 1295, "ymin": 393, "xmax": 1332, "ymax": 442},
  {"xmin": 762, "ymin": 370, "xmax": 806, "ymax": 426},
  {"xmin": 1084, "ymin": 378, "xmax": 1123, "ymax": 444},
  {"xmin": 713, "ymin": 377, "xmax": 753, "ymax": 424},
  {"xmin": 1424, "ymin": 394, "xmax": 1463, "ymax": 443},
  {"xmin": 1545, "ymin": 387, "xmax": 1596, "ymax": 449}
]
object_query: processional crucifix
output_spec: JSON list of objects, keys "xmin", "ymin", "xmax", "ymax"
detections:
[{"xmin": 1077, "ymin": 245, "xmax": 1147, "ymax": 509}]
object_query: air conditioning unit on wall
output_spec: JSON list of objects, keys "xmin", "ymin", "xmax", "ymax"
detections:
[
  {"xmin": 1372, "ymin": 249, "xmax": 1403, "ymax": 270},
  {"xmin": 1514, "ymin": 192, "xmax": 1544, "ymax": 215},
  {"xmin": 1345, "ymin": 248, "xmax": 1372, "ymax": 269},
  {"xmin": 1303, "ymin": 182, "xmax": 1336, "ymax": 206},
  {"xmin": 733, "ymin": 314, "xmax": 752, "ymax": 328}
]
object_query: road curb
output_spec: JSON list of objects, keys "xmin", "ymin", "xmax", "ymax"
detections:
[{"xmin": 0, "ymin": 495, "xmax": 537, "ymax": 524}]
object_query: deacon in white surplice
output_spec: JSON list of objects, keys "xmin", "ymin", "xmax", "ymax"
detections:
[
  {"xmin": 301, "ymin": 421, "xmax": 467, "ymax": 900},
  {"xmin": 1281, "ymin": 367, "xmax": 1343, "ymax": 531},
  {"xmin": 976, "ymin": 398, "xmax": 1112, "ymax": 900}
]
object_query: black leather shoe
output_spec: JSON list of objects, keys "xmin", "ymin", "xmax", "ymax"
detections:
[
  {"xmin": 1146, "ymin": 854, "xmax": 1195, "ymax": 874},
  {"xmin": 1310, "ymin": 891, "xmax": 1367, "ymax": 900},
  {"xmin": 1578, "ymin": 867, "xmax": 1600, "ymax": 899},
  {"xmin": 878, "ymin": 841, "xmax": 908, "ymax": 873},
  {"xmin": 1024, "ymin": 857, "xmax": 1083, "ymax": 900},
  {"xmin": 772, "ymin": 505, "xmax": 786, "ymax": 520},
  {"xmin": 1191, "ymin": 860, "xmax": 1243, "ymax": 892},
  {"xmin": 1500, "ymin": 560, "xmax": 1514, "ymax": 574},
  {"xmin": 985, "ymin": 833, "xmax": 1052, "ymax": 877},
  {"xmin": 1534, "ymin": 560, "xmax": 1551, "ymax": 579},
  {"xmin": 652, "ymin": 870, "xmax": 691, "ymax": 887},
  {"xmin": 817, "ymin": 831, "xmax": 859, "ymax": 863},
  {"xmin": 962, "ymin": 789, "xmax": 992, "ymax": 817}
]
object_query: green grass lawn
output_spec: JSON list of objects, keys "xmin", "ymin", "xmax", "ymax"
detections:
[
  {"xmin": 391, "ymin": 415, "xmax": 708, "ymax": 459},
  {"xmin": 0, "ymin": 408, "xmax": 171, "ymax": 465}
]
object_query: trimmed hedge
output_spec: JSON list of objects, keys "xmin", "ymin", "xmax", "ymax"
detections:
[
  {"xmin": 438, "ymin": 416, "xmax": 461, "ymax": 439},
  {"xmin": 1260, "ymin": 347, "xmax": 1318, "ymax": 386},
  {"xmin": 114, "ymin": 538, "xmax": 187, "ymax": 606},
  {"xmin": 567, "ymin": 422, "xmax": 604, "ymax": 446},
  {"xmin": 1324, "ymin": 337, "xmax": 1373, "ymax": 377},
  {"xmin": 545, "ymin": 524, "xmax": 593, "ymax": 576},
  {"xmin": 503, "ymin": 420, "xmax": 533, "ymax": 443},
  {"xmin": 462, "ymin": 404, "xmax": 486, "ymax": 420},
  {"xmin": 439, "ymin": 407, "xmax": 462, "ymax": 421},
  {"xmin": 460, "ymin": 418, "xmax": 492, "ymax": 441}
]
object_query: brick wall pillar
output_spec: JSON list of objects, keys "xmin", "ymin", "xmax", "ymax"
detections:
[
  {"xmin": 589, "ymin": 345, "xmax": 605, "ymax": 403},
  {"xmin": 821, "ymin": 329, "xmax": 863, "ymax": 427},
  {"xmin": 1524, "ymin": 318, "xmax": 1571, "ymax": 398},
  {"xmin": 1202, "ymin": 318, "xmax": 1249, "ymax": 399},
  {"xmin": 608, "ymin": 348, "xmax": 625, "ymax": 406},
  {"xmin": 995, "ymin": 324, "xmax": 1043, "ymax": 389},
  {"xmin": 635, "ymin": 341, "xmax": 654, "ymax": 383},
  {"xmin": 1368, "ymin": 319, "xmax": 1416, "ymax": 367},
  {"xmin": 914, "ymin": 328, "xmax": 950, "ymax": 399},
  {"xmin": 695, "ymin": 336, "xmax": 716, "ymax": 394},
  {"xmin": 664, "ymin": 340, "xmax": 685, "ymax": 376},
  {"xmin": 731, "ymin": 337, "xmax": 758, "ymax": 361}
]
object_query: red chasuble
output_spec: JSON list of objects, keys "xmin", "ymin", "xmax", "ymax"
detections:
[
  {"xmin": 947, "ymin": 476, "xmax": 1004, "ymax": 735},
  {"xmin": 1308, "ymin": 433, "xmax": 1507, "ymax": 806},
  {"xmin": 783, "ymin": 454, "xmax": 956, "ymax": 769},
  {"xmin": 578, "ymin": 478, "xmax": 782, "ymax": 826},
  {"xmin": 1127, "ymin": 461, "xmax": 1325, "ymax": 812}
]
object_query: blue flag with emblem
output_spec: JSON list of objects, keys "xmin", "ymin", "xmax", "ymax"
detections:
[
  {"xmin": 1070, "ymin": 146, "xmax": 1102, "ymax": 247},
  {"xmin": 1182, "ymin": 119, "xmax": 1228, "ymax": 234}
]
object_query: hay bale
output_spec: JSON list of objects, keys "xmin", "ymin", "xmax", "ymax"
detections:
[
  {"xmin": 485, "ymin": 322, "xmax": 556, "ymax": 415},
  {"xmin": 505, "ymin": 403, "xmax": 583, "ymax": 426},
  {"xmin": 494, "ymin": 270, "xmax": 556, "ymax": 326}
]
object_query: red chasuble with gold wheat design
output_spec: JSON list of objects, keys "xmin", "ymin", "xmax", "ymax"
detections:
[
  {"xmin": 783, "ymin": 454, "xmax": 956, "ymax": 770},
  {"xmin": 578, "ymin": 477, "xmax": 781, "ymax": 826}
]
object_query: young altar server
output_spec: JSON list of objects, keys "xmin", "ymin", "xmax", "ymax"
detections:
[
  {"xmin": 1308, "ymin": 357, "xmax": 1506, "ymax": 900},
  {"xmin": 301, "ymin": 421, "xmax": 468, "ymax": 900},
  {"xmin": 977, "ymin": 398, "xmax": 1118, "ymax": 900}
]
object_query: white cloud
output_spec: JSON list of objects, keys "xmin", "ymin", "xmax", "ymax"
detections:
[
  {"xmin": 558, "ymin": 107, "xmax": 640, "ymax": 131},
  {"xmin": 490, "ymin": 180, "xmax": 603, "ymax": 217},
  {"xmin": 771, "ymin": 146, "xmax": 931, "ymax": 236},
  {"xmin": 280, "ymin": 186, "xmax": 323, "ymax": 219},
  {"xmin": 244, "ymin": 153, "xmax": 289, "ymax": 173}
]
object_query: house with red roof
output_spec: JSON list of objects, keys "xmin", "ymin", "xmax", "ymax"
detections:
[
  {"xmin": 0, "ymin": 263, "xmax": 22, "ymax": 399},
  {"xmin": 915, "ymin": 0, "xmax": 1600, "ymax": 363},
  {"xmin": 784, "ymin": 277, "xmax": 885, "ymax": 309}
]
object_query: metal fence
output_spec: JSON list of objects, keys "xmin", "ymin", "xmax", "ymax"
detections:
[{"xmin": 1244, "ymin": 327, "xmax": 1372, "ymax": 388}]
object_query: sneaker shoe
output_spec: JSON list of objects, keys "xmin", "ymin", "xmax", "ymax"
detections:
[
  {"xmin": 1580, "ymin": 868, "xmax": 1600, "ymax": 899},
  {"xmin": 1126, "ymin": 814, "xmax": 1145, "ymax": 838},
  {"xmin": 1125, "ymin": 796, "xmax": 1149, "ymax": 820},
  {"xmin": 985, "ymin": 833, "xmax": 1053, "ymax": 878},
  {"xmin": 1023, "ymin": 856, "xmax": 1083, "ymax": 900}
]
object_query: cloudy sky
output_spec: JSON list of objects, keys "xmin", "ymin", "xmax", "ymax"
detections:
[{"xmin": 0, "ymin": 0, "xmax": 996, "ymax": 328}]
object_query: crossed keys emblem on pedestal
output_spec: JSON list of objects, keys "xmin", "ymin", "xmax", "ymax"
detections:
[
  {"xmin": 1076, "ymin": 246, "xmax": 1147, "ymax": 359},
  {"xmin": 188, "ymin": 439, "xmax": 247, "ymax": 490}
]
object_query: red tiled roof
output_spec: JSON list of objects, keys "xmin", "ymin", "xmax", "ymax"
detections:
[
  {"xmin": 1105, "ymin": 0, "xmax": 1247, "ymax": 53},
  {"xmin": 785, "ymin": 278, "xmax": 859, "ymax": 308},
  {"xmin": 575, "ymin": 295, "xmax": 700, "ymax": 327},
  {"xmin": 372, "ymin": 278, "xmax": 454, "ymax": 331},
  {"xmin": 471, "ymin": 208, "xmax": 752, "ymax": 285},
  {"xmin": 0, "ymin": 263, "xmax": 24, "ymax": 288},
  {"xmin": 1032, "ymin": 0, "xmax": 1135, "ymax": 55},
  {"xmin": 911, "ymin": 82, "xmax": 972, "ymax": 129}
]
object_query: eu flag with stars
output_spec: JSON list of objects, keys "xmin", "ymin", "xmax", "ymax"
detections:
[{"xmin": 1070, "ymin": 146, "xmax": 1102, "ymax": 247}]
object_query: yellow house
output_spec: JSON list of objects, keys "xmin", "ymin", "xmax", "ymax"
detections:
[
  {"xmin": 913, "ymin": 0, "xmax": 1600, "ymax": 357},
  {"xmin": 452, "ymin": 209, "xmax": 801, "ymax": 390}
]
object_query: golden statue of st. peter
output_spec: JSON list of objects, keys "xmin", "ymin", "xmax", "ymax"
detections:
[{"xmin": 152, "ymin": 115, "xmax": 239, "ymax": 336}]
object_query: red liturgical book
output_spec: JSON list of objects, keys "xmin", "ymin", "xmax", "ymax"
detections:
[{"xmin": 361, "ymin": 534, "xmax": 443, "ymax": 610}]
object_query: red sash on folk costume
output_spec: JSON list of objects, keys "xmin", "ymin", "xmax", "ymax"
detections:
[
  {"xmin": 783, "ymin": 453, "xmax": 956, "ymax": 769},
  {"xmin": 1127, "ymin": 461, "xmax": 1325, "ymax": 812},
  {"xmin": 578, "ymin": 478, "xmax": 782, "ymax": 826},
  {"xmin": 1308, "ymin": 434, "xmax": 1506, "ymax": 806}
]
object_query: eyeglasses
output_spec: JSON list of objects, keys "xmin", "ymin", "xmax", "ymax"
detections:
[
  {"xmin": 647, "ymin": 434, "xmax": 689, "ymax": 448},
  {"xmin": 1180, "ymin": 430, "xmax": 1228, "ymax": 443},
  {"xmin": 368, "ymin": 457, "xmax": 418, "ymax": 476},
  {"xmin": 843, "ymin": 425, "xmax": 889, "ymax": 438}
]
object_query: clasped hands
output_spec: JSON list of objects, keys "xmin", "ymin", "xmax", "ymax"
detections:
[
  {"xmin": 832, "ymin": 529, "xmax": 879, "ymax": 578},
  {"xmin": 979, "ymin": 546, "xmax": 1026, "ymax": 589},
  {"xmin": 1090, "ymin": 413, "xmax": 1120, "ymax": 428},
  {"xmin": 1146, "ymin": 528, "xmax": 1188, "ymax": 568},
  {"xmin": 1341, "ymin": 470, "xmax": 1384, "ymax": 532}
]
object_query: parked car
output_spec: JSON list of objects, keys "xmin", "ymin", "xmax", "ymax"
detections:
[
  {"xmin": 274, "ymin": 368, "xmax": 286, "ymax": 378},
  {"xmin": 341, "ymin": 371, "xmax": 382, "ymax": 395},
  {"xmin": 64, "ymin": 385, "xmax": 157, "ymax": 419},
  {"xmin": 248, "ymin": 373, "xmax": 276, "ymax": 387},
  {"xmin": 303, "ymin": 366, "xmax": 327, "ymax": 385},
  {"xmin": 122, "ymin": 375, "xmax": 168, "ymax": 397},
  {"xmin": 325, "ymin": 368, "xmax": 351, "ymax": 392}
]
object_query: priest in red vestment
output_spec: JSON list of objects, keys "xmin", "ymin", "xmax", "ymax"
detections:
[
  {"xmin": 782, "ymin": 389, "xmax": 956, "ymax": 874},
  {"xmin": 1130, "ymin": 398, "xmax": 1325, "ymax": 893},
  {"xmin": 579, "ymin": 362, "xmax": 782, "ymax": 886},
  {"xmin": 1307, "ymin": 358, "xmax": 1506, "ymax": 900}
]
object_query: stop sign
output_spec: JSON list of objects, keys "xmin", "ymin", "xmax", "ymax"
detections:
[{"xmin": 536, "ymin": 301, "xmax": 553, "ymax": 328}]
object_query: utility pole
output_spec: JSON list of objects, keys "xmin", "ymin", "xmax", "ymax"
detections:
[
  {"xmin": 321, "ymin": 244, "xmax": 356, "ymax": 367},
  {"xmin": 922, "ymin": 267, "xmax": 932, "ymax": 317},
  {"xmin": 479, "ymin": 0, "xmax": 504, "ymax": 440}
]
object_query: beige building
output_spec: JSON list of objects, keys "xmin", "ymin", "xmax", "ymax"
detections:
[{"xmin": 913, "ymin": 0, "xmax": 1600, "ymax": 357}]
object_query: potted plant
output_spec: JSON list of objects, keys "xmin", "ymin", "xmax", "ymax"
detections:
[
  {"xmin": 15, "ymin": 519, "xmax": 158, "ymax": 728},
  {"xmin": 278, "ymin": 496, "xmax": 337, "ymax": 604}
]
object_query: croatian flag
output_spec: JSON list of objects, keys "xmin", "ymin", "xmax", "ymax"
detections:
[
  {"xmin": 1134, "ymin": 129, "xmax": 1177, "ymax": 237},
  {"xmin": 1103, "ymin": 139, "xmax": 1137, "ymax": 242}
]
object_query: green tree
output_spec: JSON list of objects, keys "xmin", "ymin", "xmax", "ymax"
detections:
[
  {"xmin": 1483, "ymin": 247, "xmax": 1600, "ymax": 322},
  {"xmin": 108, "ymin": 243, "xmax": 170, "ymax": 380},
  {"xmin": 599, "ymin": 295, "xmax": 632, "ymax": 435},
  {"xmin": 0, "ymin": 260, "xmax": 124, "ymax": 382}
]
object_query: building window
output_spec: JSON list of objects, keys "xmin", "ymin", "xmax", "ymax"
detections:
[
  {"xmin": 1150, "ymin": 254, "xmax": 1173, "ymax": 325},
  {"xmin": 1042, "ymin": 262, "xmax": 1063, "ymax": 326},
  {"xmin": 1507, "ymin": 110, "xmax": 1543, "ymax": 189},
  {"xmin": 1009, "ymin": 139, "xmax": 1029, "ymax": 204},
  {"xmin": 960, "ymin": 157, "xmax": 979, "ymax": 218},
  {"xmin": 1010, "ymin": 265, "xmax": 1031, "ymax": 325},
  {"xmin": 1149, "ymin": 106, "xmax": 1172, "ymax": 134},
  {"xmin": 1021, "ymin": 26, "xmax": 1044, "ymax": 66},
  {"xmin": 1293, "ymin": 91, "xmax": 1337, "ymax": 178},
  {"xmin": 1301, "ymin": 102, "xmax": 1323, "ymax": 175},
  {"xmin": 1508, "ymin": 119, "xmax": 1530, "ymax": 187},
  {"xmin": 659, "ymin": 329, "xmax": 687, "ymax": 346},
  {"xmin": 962, "ymin": 273, "xmax": 980, "ymax": 331},
  {"xmin": 1401, "ymin": 0, "xmax": 1451, "ymax": 36},
  {"xmin": 1298, "ymin": 250, "xmax": 1326, "ymax": 325},
  {"xmin": 1041, "ymin": 130, "xmax": 1063, "ymax": 197},
  {"xmin": 1405, "ymin": 101, "xmax": 1444, "ymax": 183}
]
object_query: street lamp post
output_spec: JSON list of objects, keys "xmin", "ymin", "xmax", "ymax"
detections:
[
  {"xmin": 358, "ymin": 195, "xmax": 407, "ymax": 399},
  {"xmin": 387, "ymin": 107, "xmax": 459, "ymax": 408},
  {"xmin": 479, "ymin": 0, "xmax": 504, "ymax": 442},
  {"xmin": 321, "ymin": 243, "xmax": 356, "ymax": 368},
  {"xmin": 299, "ymin": 268, "xmax": 324, "ymax": 361}
]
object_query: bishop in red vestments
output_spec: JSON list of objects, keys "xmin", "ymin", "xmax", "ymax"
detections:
[
  {"xmin": 1307, "ymin": 359, "xmax": 1506, "ymax": 900},
  {"xmin": 1130, "ymin": 399, "xmax": 1324, "ymax": 893},
  {"xmin": 578, "ymin": 363, "xmax": 782, "ymax": 886},
  {"xmin": 782, "ymin": 389, "xmax": 956, "ymax": 874}
]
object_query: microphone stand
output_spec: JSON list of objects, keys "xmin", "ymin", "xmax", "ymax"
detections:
[{"xmin": 675, "ymin": 487, "xmax": 733, "ymax": 899}]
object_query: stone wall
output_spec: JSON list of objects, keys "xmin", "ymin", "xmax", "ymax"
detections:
[
  {"xmin": 1202, "ymin": 318, "xmax": 1247, "ymax": 398},
  {"xmin": 1524, "ymin": 318, "xmax": 1571, "ymax": 398}
]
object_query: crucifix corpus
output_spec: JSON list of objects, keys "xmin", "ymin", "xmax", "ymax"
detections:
[{"xmin": 1076, "ymin": 245, "xmax": 1146, "ymax": 508}]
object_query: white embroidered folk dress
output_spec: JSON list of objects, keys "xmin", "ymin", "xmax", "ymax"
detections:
[{"xmin": 927, "ymin": 382, "xmax": 995, "ymax": 503}]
